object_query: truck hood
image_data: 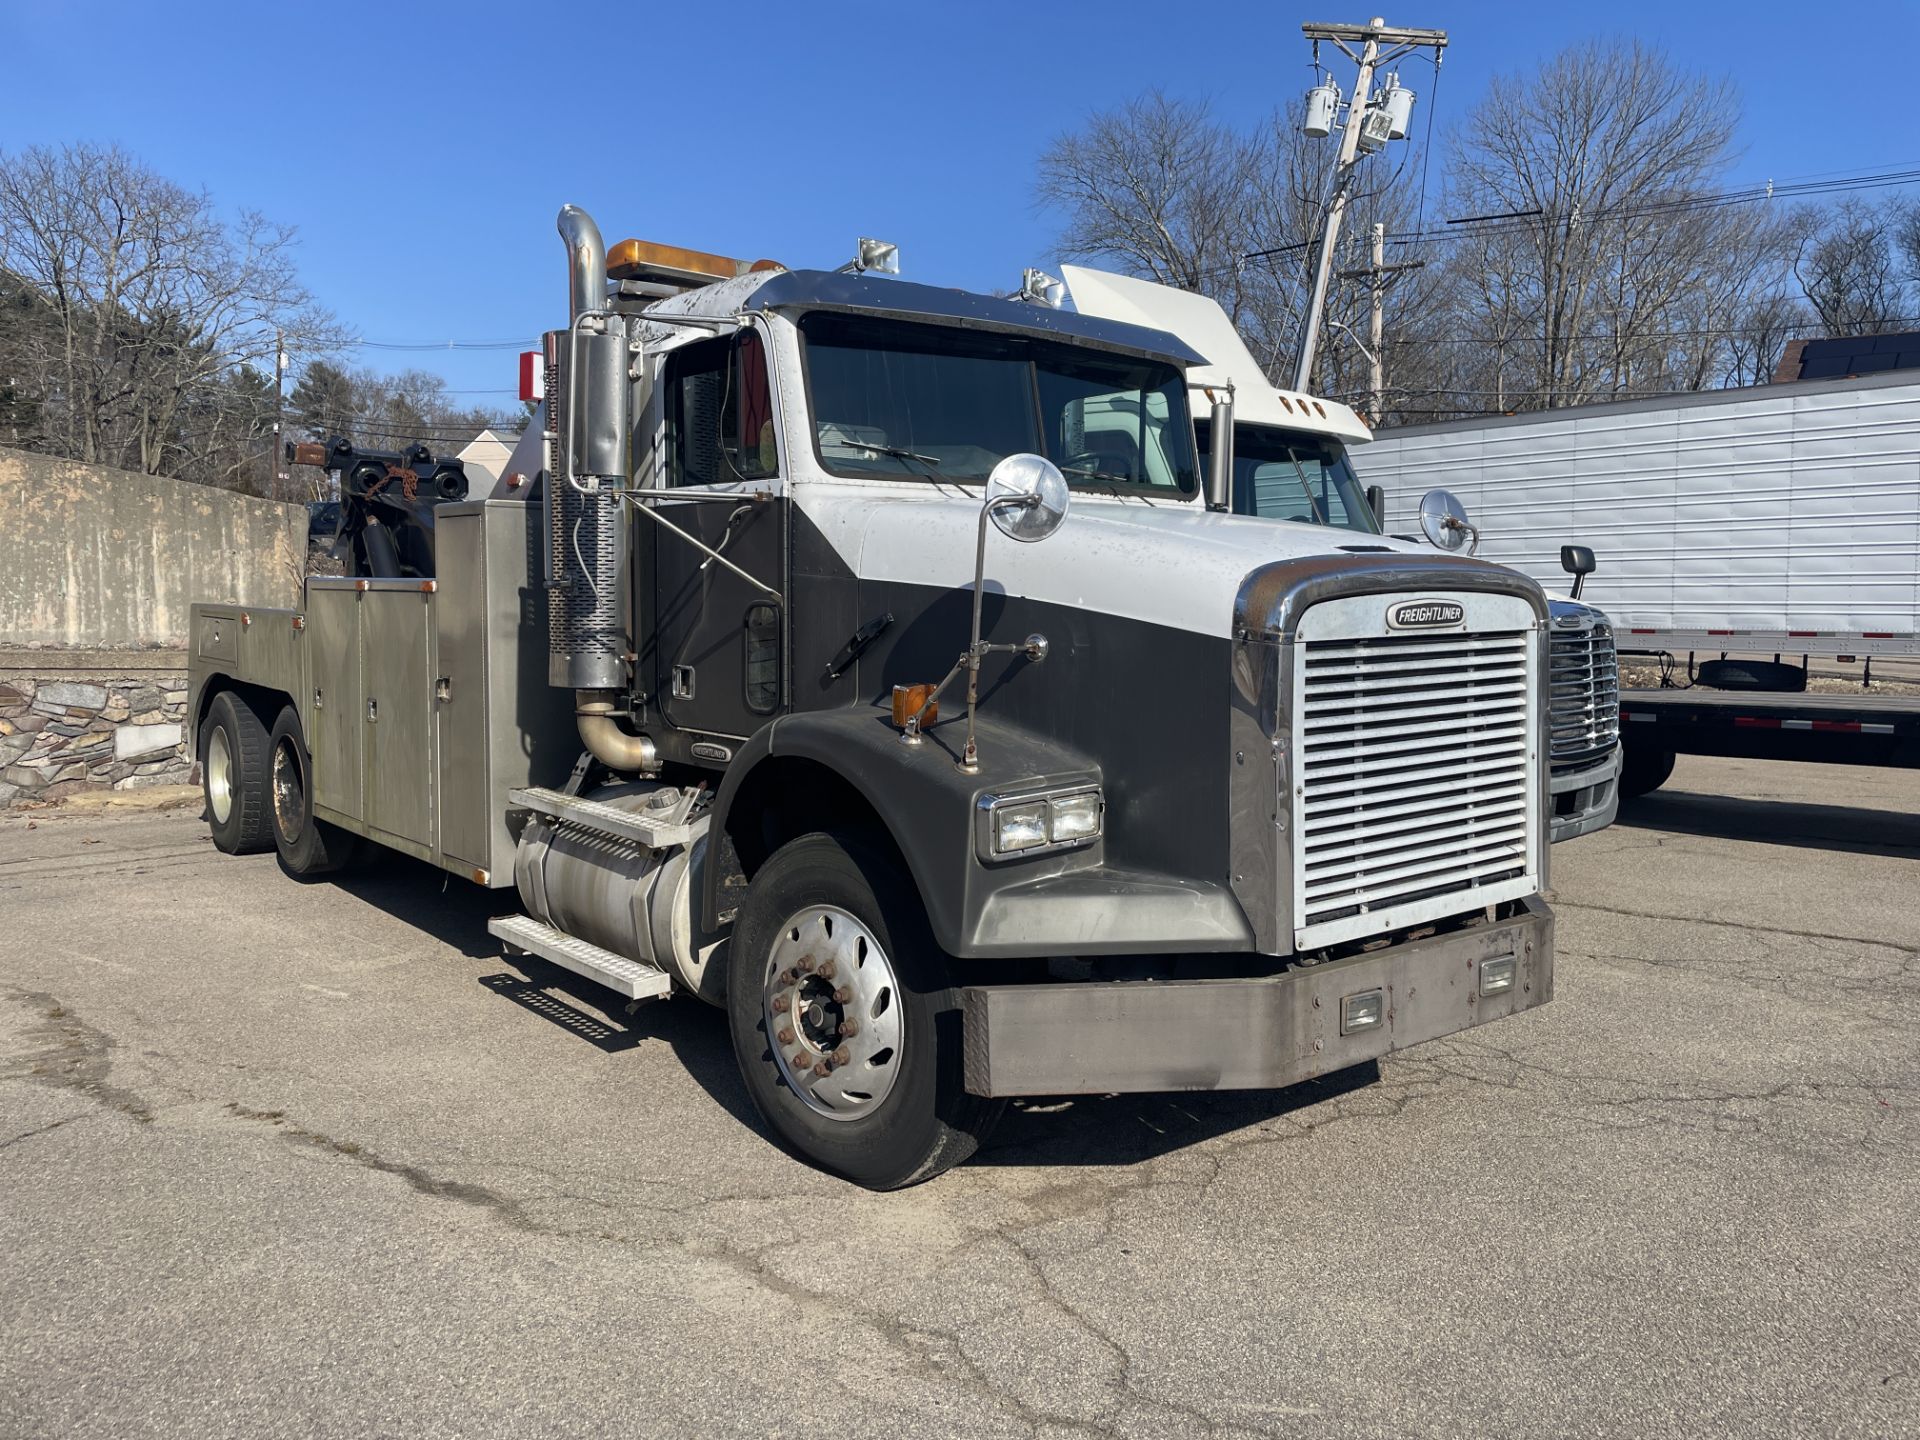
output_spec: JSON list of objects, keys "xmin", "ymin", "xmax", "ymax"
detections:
[{"xmin": 807, "ymin": 487, "xmax": 1506, "ymax": 642}]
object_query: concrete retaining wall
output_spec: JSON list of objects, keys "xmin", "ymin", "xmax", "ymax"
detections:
[
  {"xmin": 0, "ymin": 650, "xmax": 193, "ymax": 810},
  {"xmin": 0, "ymin": 451, "xmax": 306, "ymax": 648}
]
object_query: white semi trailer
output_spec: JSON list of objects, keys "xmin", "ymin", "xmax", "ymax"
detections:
[
  {"xmin": 1358, "ymin": 375, "xmax": 1920, "ymax": 791},
  {"xmin": 1061, "ymin": 266, "xmax": 1621, "ymax": 840}
]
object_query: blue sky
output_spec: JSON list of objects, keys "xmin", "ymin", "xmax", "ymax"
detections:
[{"xmin": 4, "ymin": 0, "xmax": 1914, "ymax": 409}]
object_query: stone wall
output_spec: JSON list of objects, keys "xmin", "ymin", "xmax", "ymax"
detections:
[
  {"xmin": 0, "ymin": 449, "xmax": 307, "ymax": 648},
  {"xmin": 0, "ymin": 651, "xmax": 192, "ymax": 810}
]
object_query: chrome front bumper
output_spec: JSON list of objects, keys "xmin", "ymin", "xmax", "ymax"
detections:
[{"xmin": 960, "ymin": 896, "xmax": 1553, "ymax": 1097}]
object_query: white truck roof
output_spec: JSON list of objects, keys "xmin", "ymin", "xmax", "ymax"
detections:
[{"xmin": 1060, "ymin": 266, "xmax": 1372, "ymax": 446}]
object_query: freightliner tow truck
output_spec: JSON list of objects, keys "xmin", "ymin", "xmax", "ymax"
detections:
[{"xmin": 188, "ymin": 208, "xmax": 1557, "ymax": 1188}]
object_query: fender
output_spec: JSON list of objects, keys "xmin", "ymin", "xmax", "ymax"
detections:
[{"xmin": 704, "ymin": 708, "xmax": 1256, "ymax": 959}]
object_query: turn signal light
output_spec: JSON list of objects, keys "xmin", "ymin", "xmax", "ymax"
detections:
[{"xmin": 891, "ymin": 684, "xmax": 938, "ymax": 729}]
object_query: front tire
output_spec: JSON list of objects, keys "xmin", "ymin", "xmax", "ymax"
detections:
[
  {"xmin": 266, "ymin": 708, "xmax": 359, "ymax": 875},
  {"xmin": 1620, "ymin": 742, "xmax": 1676, "ymax": 798},
  {"xmin": 202, "ymin": 691, "xmax": 272, "ymax": 855},
  {"xmin": 726, "ymin": 832, "xmax": 1002, "ymax": 1190}
]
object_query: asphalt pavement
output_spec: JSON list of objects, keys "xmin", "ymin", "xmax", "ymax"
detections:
[{"xmin": 2, "ymin": 755, "xmax": 1916, "ymax": 1438}]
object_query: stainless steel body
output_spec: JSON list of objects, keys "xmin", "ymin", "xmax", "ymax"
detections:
[
  {"xmin": 962, "ymin": 896, "xmax": 1552, "ymax": 1097},
  {"xmin": 187, "ymin": 500, "xmax": 575, "ymax": 884}
]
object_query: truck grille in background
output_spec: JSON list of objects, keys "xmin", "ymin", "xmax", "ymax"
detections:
[
  {"xmin": 1549, "ymin": 625, "xmax": 1619, "ymax": 770},
  {"xmin": 1297, "ymin": 630, "xmax": 1535, "ymax": 943}
]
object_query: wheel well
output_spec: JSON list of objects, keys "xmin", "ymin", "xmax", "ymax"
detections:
[
  {"xmin": 722, "ymin": 755, "xmax": 897, "ymax": 886},
  {"xmin": 195, "ymin": 676, "xmax": 295, "ymax": 751}
]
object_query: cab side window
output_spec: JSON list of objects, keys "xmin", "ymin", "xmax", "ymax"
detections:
[{"xmin": 664, "ymin": 332, "xmax": 777, "ymax": 486}]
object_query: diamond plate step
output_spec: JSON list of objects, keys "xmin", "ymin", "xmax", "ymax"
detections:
[
  {"xmin": 507, "ymin": 786, "xmax": 701, "ymax": 848},
  {"xmin": 489, "ymin": 915, "xmax": 673, "ymax": 1001}
]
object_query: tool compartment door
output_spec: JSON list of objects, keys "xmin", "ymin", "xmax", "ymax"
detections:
[
  {"xmin": 306, "ymin": 586, "xmax": 365, "ymax": 820},
  {"xmin": 362, "ymin": 587, "xmax": 434, "ymax": 846}
]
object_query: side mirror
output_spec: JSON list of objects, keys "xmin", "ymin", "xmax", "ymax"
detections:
[
  {"xmin": 984, "ymin": 453, "xmax": 1070, "ymax": 543},
  {"xmin": 1561, "ymin": 544, "xmax": 1596, "ymax": 599},
  {"xmin": 1205, "ymin": 390, "xmax": 1234, "ymax": 511},
  {"xmin": 1418, "ymin": 488, "xmax": 1477, "ymax": 554},
  {"xmin": 1366, "ymin": 484, "xmax": 1386, "ymax": 530}
]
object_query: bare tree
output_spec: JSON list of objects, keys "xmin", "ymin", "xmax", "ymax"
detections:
[
  {"xmin": 1441, "ymin": 40, "xmax": 1786, "ymax": 411},
  {"xmin": 1795, "ymin": 197, "xmax": 1909, "ymax": 336},
  {"xmin": 0, "ymin": 142, "xmax": 341, "ymax": 488}
]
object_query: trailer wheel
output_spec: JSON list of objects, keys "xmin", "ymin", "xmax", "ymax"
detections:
[
  {"xmin": 266, "ymin": 708, "xmax": 359, "ymax": 875},
  {"xmin": 726, "ymin": 832, "xmax": 1004, "ymax": 1190},
  {"xmin": 1697, "ymin": 658, "xmax": 1806, "ymax": 693},
  {"xmin": 202, "ymin": 690, "xmax": 273, "ymax": 854},
  {"xmin": 1619, "ymin": 743, "xmax": 1676, "ymax": 799}
]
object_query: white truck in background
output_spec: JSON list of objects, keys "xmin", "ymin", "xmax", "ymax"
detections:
[
  {"xmin": 1357, "ymin": 375, "xmax": 1920, "ymax": 793},
  {"xmin": 1061, "ymin": 266, "xmax": 1621, "ymax": 840}
]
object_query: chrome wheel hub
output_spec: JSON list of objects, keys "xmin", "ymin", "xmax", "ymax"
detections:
[
  {"xmin": 207, "ymin": 728, "xmax": 234, "ymax": 824},
  {"xmin": 763, "ymin": 905, "xmax": 904, "ymax": 1122},
  {"xmin": 271, "ymin": 739, "xmax": 302, "ymax": 836}
]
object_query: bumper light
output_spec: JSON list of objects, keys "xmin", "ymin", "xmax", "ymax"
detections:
[
  {"xmin": 1340, "ymin": 989, "xmax": 1385, "ymax": 1035},
  {"xmin": 1479, "ymin": 955, "xmax": 1517, "ymax": 995}
]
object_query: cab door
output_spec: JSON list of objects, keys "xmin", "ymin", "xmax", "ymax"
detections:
[{"xmin": 646, "ymin": 329, "xmax": 785, "ymax": 742}]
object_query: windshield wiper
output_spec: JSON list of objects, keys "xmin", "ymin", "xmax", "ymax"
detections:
[
  {"xmin": 1287, "ymin": 454, "xmax": 1327, "ymax": 526},
  {"xmin": 848, "ymin": 442, "xmax": 941, "ymax": 468},
  {"xmin": 1059, "ymin": 465, "xmax": 1128, "ymax": 494}
]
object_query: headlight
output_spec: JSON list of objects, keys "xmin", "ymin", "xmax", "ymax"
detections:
[
  {"xmin": 980, "ymin": 785, "xmax": 1103, "ymax": 859},
  {"xmin": 993, "ymin": 801, "xmax": 1049, "ymax": 854}
]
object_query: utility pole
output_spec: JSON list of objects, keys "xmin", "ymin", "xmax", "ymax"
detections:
[
  {"xmin": 1336, "ymin": 221, "xmax": 1425, "ymax": 421},
  {"xmin": 270, "ymin": 330, "xmax": 289, "ymax": 500},
  {"xmin": 1292, "ymin": 16, "xmax": 1447, "ymax": 394}
]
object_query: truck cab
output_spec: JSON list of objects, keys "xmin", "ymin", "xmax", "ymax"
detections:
[
  {"xmin": 188, "ymin": 213, "xmax": 1559, "ymax": 1189},
  {"xmin": 1061, "ymin": 265, "xmax": 1619, "ymax": 842}
]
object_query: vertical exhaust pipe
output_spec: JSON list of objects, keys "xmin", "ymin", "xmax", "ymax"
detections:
[
  {"xmin": 558, "ymin": 204, "xmax": 606, "ymax": 324},
  {"xmin": 1206, "ymin": 386, "xmax": 1235, "ymax": 512},
  {"xmin": 547, "ymin": 205, "xmax": 651, "ymax": 772}
]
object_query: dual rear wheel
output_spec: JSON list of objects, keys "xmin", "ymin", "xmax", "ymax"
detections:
[{"xmin": 200, "ymin": 692, "xmax": 358, "ymax": 874}]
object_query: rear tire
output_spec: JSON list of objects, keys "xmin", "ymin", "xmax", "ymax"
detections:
[
  {"xmin": 1620, "ymin": 743, "xmax": 1676, "ymax": 798},
  {"xmin": 202, "ymin": 691, "xmax": 273, "ymax": 855},
  {"xmin": 267, "ymin": 707, "xmax": 358, "ymax": 875},
  {"xmin": 726, "ymin": 832, "xmax": 1003, "ymax": 1190},
  {"xmin": 1697, "ymin": 658, "xmax": 1806, "ymax": 693}
]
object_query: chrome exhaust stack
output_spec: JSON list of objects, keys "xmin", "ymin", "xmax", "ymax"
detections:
[{"xmin": 547, "ymin": 204, "xmax": 649, "ymax": 769}]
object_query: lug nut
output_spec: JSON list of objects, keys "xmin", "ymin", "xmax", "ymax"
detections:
[
  {"xmin": 838, "ymin": 1019, "xmax": 859, "ymax": 1038},
  {"xmin": 816, "ymin": 960, "xmax": 836, "ymax": 980},
  {"xmin": 832, "ymin": 1047, "xmax": 850, "ymax": 1067},
  {"xmin": 813, "ymin": 1060, "xmax": 834, "ymax": 1077},
  {"xmin": 777, "ymin": 1026, "xmax": 795, "ymax": 1046},
  {"xmin": 797, "ymin": 956, "xmax": 816, "ymax": 974},
  {"xmin": 790, "ymin": 1053, "xmax": 812, "ymax": 1073},
  {"xmin": 770, "ymin": 993, "xmax": 790, "ymax": 1012},
  {"xmin": 834, "ymin": 986, "xmax": 852, "ymax": 1004}
]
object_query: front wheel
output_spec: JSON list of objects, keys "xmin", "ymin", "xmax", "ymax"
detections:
[
  {"xmin": 1620, "ymin": 742, "xmax": 1676, "ymax": 799},
  {"xmin": 726, "ymin": 832, "xmax": 1002, "ymax": 1189}
]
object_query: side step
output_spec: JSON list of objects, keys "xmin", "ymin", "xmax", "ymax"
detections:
[
  {"xmin": 488, "ymin": 915, "xmax": 673, "ymax": 1001},
  {"xmin": 508, "ymin": 786, "xmax": 701, "ymax": 848}
]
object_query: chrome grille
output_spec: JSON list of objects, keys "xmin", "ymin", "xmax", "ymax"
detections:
[
  {"xmin": 1549, "ymin": 624, "xmax": 1619, "ymax": 770},
  {"xmin": 1296, "ymin": 629, "xmax": 1537, "ymax": 947}
]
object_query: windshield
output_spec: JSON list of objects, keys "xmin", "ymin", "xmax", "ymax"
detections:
[
  {"xmin": 801, "ymin": 313, "xmax": 1199, "ymax": 496},
  {"xmin": 1198, "ymin": 420, "xmax": 1379, "ymax": 534}
]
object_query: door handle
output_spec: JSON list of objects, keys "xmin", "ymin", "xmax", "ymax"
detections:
[{"xmin": 823, "ymin": 612, "xmax": 894, "ymax": 681}]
